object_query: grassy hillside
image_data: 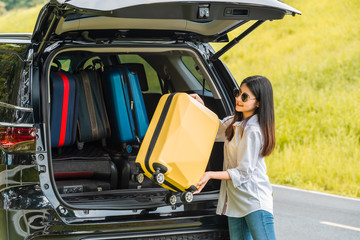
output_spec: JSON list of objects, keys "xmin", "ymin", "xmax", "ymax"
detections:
[
  {"xmin": 213, "ymin": 0, "xmax": 360, "ymax": 198},
  {"xmin": 0, "ymin": 1, "xmax": 359, "ymax": 198},
  {"xmin": 0, "ymin": 4, "xmax": 42, "ymax": 33}
]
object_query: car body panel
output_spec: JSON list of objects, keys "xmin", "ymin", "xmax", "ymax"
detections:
[{"xmin": 59, "ymin": 0, "xmax": 301, "ymax": 14}]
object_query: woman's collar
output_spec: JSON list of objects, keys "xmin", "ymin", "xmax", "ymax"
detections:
[{"xmin": 233, "ymin": 114, "xmax": 258, "ymax": 127}]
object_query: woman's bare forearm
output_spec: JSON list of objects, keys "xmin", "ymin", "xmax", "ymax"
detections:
[
  {"xmin": 207, "ymin": 171, "xmax": 231, "ymax": 180},
  {"xmin": 194, "ymin": 171, "xmax": 231, "ymax": 194}
]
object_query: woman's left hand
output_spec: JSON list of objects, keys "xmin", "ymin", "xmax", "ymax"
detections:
[
  {"xmin": 194, "ymin": 172, "xmax": 212, "ymax": 194},
  {"xmin": 189, "ymin": 93, "xmax": 205, "ymax": 106}
]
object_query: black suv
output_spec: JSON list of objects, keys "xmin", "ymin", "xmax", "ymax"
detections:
[{"xmin": 0, "ymin": 1, "xmax": 300, "ymax": 239}]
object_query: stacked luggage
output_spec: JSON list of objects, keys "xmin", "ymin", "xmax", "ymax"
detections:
[
  {"xmin": 101, "ymin": 63, "xmax": 151, "ymax": 188},
  {"xmin": 50, "ymin": 59, "xmax": 219, "ymax": 204},
  {"xmin": 101, "ymin": 64, "xmax": 149, "ymax": 147},
  {"xmin": 50, "ymin": 61, "xmax": 117, "ymax": 194},
  {"xmin": 50, "ymin": 60, "xmax": 151, "ymax": 193}
]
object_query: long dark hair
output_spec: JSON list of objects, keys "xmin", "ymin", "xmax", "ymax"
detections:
[{"xmin": 225, "ymin": 75, "xmax": 275, "ymax": 157}]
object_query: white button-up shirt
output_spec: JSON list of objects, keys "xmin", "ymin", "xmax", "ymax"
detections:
[{"xmin": 215, "ymin": 114, "xmax": 273, "ymax": 217}]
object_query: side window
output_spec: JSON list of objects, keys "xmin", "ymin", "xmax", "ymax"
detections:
[
  {"xmin": 181, "ymin": 56, "xmax": 211, "ymax": 92},
  {"xmin": 118, "ymin": 54, "xmax": 162, "ymax": 93},
  {"xmin": 83, "ymin": 56, "xmax": 101, "ymax": 70},
  {"xmin": 58, "ymin": 59, "xmax": 71, "ymax": 71},
  {"xmin": 51, "ymin": 59, "xmax": 71, "ymax": 72}
]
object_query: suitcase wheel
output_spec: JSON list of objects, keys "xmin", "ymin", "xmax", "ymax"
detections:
[
  {"xmin": 134, "ymin": 173, "xmax": 144, "ymax": 184},
  {"xmin": 165, "ymin": 193, "xmax": 177, "ymax": 206},
  {"xmin": 180, "ymin": 192, "xmax": 194, "ymax": 203},
  {"xmin": 126, "ymin": 145, "xmax": 132, "ymax": 153},
  {"xmin": 152, "ymin": 170, "xmax": 165, "ymax": 185},
  {"xmin": 133, "ymin": 164, "xmax": 145, "ymax": 184}
]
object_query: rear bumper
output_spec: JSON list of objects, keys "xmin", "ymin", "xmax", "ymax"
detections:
[{"xmin": 30, "ymin": 226, "xmax": 229, "ymax": 240}]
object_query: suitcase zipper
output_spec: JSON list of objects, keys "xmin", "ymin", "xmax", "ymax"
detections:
[
  {"xmin": 122, "ymin": 68, "xmax": 140, "ymax": 143},
  {"xmin": 71, "ymin": 72, "xmax": 79, "ymax": 145},
  {"xmin": 120, "ymin": 69, "xmax": 136, "ymax": 142},
  {"xmin": 80, "ymin": 71, "xmax": 99, "ymax": 140},
  {"xmin": 95, "ymin": 70, "xmax": 111, "ymax": 137}
]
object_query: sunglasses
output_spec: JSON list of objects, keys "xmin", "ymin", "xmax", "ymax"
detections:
[{"xmin": 233, "ymin": 88, "xmax": 256, "ymax": 102}]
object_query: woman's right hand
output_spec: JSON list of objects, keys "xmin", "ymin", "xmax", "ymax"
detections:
[
  {"xmin": 194, "ymin": 172, "xmax": 212, "ymax": 194},
  {"xmin": 189, "ymin": 93, "xmax": 205, "ymax": 106},
  {"xmin": 194, "ymin": 171, "xmax": 230, "ymax": 194}
]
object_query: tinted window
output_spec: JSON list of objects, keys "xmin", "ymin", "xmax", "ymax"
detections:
[
  {"xmin": 51, "ymin": 59, "xmax": 71, "ymax": 72},
  {"xmin": 82, "ymin": 57, "xmax": 101, "ymax": 70},
  {"xmin": 181, "ymin": 56, "xmax": 210, "ymax": 91},
  {"xmin": 118, "ymin": 54, "xmax": 162, "ymax": 93}
]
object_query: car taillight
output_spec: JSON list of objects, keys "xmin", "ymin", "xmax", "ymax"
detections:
[{"xmin": 0, "ymin": 126, "xmax": 36, "ymax": 152}]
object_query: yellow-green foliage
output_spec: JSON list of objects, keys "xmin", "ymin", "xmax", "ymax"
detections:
[
  {"xmin": 0, "ymin": 1, "xmax": 359, "ymax": 198},
  {"xmin": 0, "ymin": 5, "xmax": 42, "ymax": 33},
  {"xmin": 213, "ymin": 0, "xmax": 360, "ymax": 198}
]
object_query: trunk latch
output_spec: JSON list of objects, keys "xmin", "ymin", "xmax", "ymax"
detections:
[{"xmin": 198, "ymin": 4, "xmax": 210, "ymax": 19}]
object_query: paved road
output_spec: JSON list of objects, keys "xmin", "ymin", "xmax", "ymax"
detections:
[{"xmin": 273, "ymin": 185, "xmax": 360, "ymax": 240}]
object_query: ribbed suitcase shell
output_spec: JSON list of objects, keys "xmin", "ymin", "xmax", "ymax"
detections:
[
  {"xmin": 102, "ymin": 67, "xmax": 136, "ymax": 142},
  {"xmin": 77, "ymin": 69, "xmax": 111, "ymax": 143},
  {"xmin": 135, "ymin": 93, "xmax": 219, "ymax": 192},
  {"xmin": 50, "ymin": 71, "xmax": 79, "ymax": 148},
  {"xmin": 102, "ymin": 66, "xmax": 149, "ymax": 143}
]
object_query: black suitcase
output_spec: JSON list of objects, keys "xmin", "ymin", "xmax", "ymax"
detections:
[
  {"xmin": 51, "ymin": 62, "xmax": 117, "ymax": 193},
  {"xmin": 111, "ymin": 153, "xmax": 157, "ymax": 189},
  {"xmin": 76, "ymin": 68, "xmax": 111, "ymax": 145},
  {"xmin": 53, "ymin": 144, "xmax": 118, "ymax": 194}
]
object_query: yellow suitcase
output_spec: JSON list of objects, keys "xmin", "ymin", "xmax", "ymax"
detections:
[{"xmin": 135, "ymin": 93, "xmax": 219, "ymax": 205}]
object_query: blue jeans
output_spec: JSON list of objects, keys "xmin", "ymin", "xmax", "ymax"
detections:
[{"xmin": 228, "ymin": 210, "xmax": 276, "ymax": 240}]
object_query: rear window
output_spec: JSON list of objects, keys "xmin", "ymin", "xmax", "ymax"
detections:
[
  {"xmin": 181, "ymin": 56, "xmax": 210, "ymax": 91},
  {"xmin": 119, "ymin": 54, "xmax": 162, "ymax": 94}
]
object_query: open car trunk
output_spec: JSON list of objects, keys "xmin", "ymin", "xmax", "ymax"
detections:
[
  {"xmin": 33, "ymin": 0, "xmax": 300, "ymax": 214},
  {"xmin": 47, "ymin": 45, "xmax": 227, "ymax": 209}
]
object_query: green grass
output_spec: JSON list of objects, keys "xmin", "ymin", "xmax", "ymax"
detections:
[
  {"xmin": 213, "ymin": 0, "xmax": 360, "ymax": 198},
  {"xmin": 1, "ymin": 1, "xmax": 359, "ymax": 198}
]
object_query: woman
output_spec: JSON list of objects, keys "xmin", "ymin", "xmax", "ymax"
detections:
[{"xmin": 192, "ymin": 75, "xmax": 276, "ymax": 240}]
